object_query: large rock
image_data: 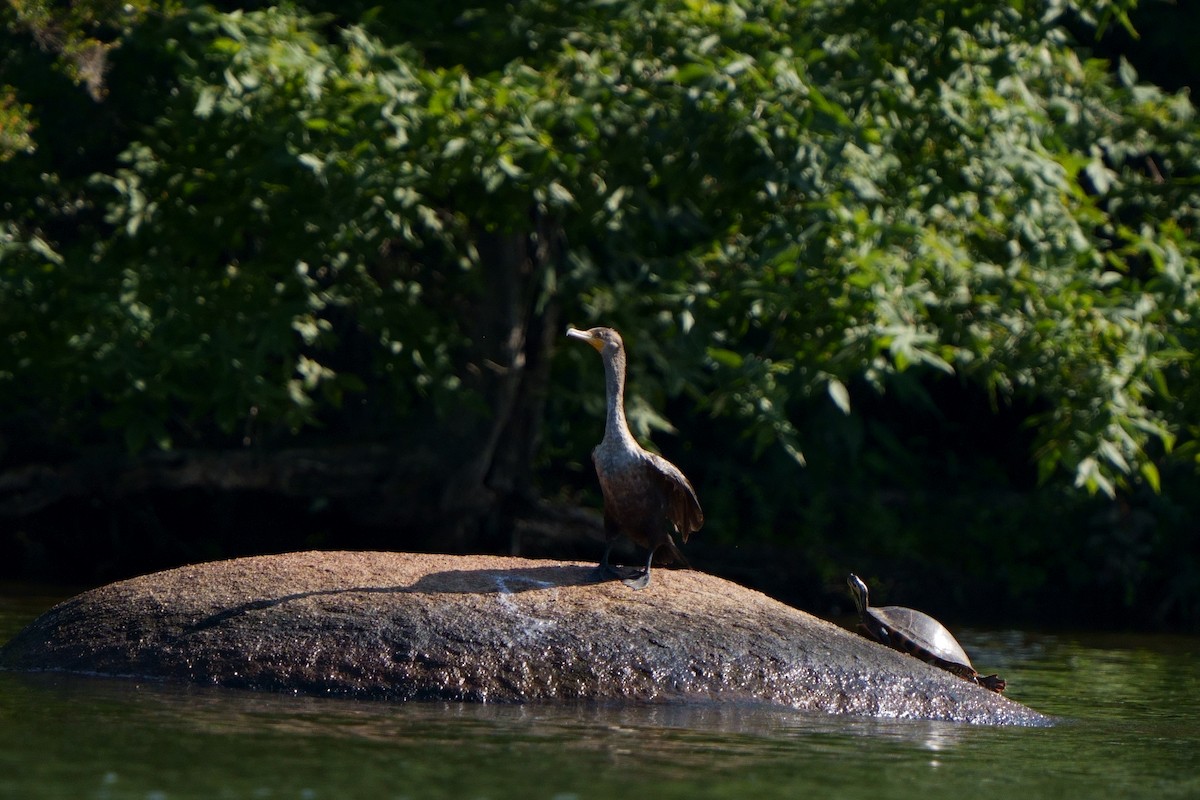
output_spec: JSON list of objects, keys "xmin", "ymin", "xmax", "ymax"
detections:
[{"xmin": 0, "ymin": 551, "xmax": 1047, "ymax": 725}]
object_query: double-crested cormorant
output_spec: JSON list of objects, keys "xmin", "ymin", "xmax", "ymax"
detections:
[{"xmin": 566, "ymin": 326, "xmax": 704, "ymax": 589}]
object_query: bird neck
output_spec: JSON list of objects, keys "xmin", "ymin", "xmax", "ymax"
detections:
[{"xmin": 602, "ymin": 346, "xmax": 637, "ymax": 448}]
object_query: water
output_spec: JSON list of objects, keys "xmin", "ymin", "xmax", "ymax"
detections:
[{"xmin": 2, "ymin": 589, "xmax": 1198, "ymax": 799}]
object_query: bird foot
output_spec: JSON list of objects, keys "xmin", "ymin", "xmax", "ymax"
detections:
[
  {"xmin": 592, "ymin": 562, "xmax": 625, "ymax": 582},
  {"xmin": 620, "ymin": 570, "xmax": 651, "ymax": 590},
  {"xmin": 592, "ymin": 562, "xmax": 651, "ymax": 589}
]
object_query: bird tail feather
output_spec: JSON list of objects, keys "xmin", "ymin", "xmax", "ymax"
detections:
[{"xmin": 654, "ymin": 536, "xmax": 692, "ymax": 569}]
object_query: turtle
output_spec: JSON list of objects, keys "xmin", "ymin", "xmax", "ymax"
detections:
[{"xmin": 847, "ymin": 573, "xmax": 1007, "ymax": 693}]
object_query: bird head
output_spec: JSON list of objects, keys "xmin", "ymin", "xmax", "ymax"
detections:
[{"xmin": 566, "ymin": 326, "xmax": 624, "ymax": 356}]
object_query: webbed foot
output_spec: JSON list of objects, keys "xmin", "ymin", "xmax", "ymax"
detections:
[
  {"xmin": 592, "ymin": 562, "xmax": 623, "ymax": 582},
  {"xmin": 594, "ymin": 543, "xmax": 656, "ymax": 589},
  {"xmin": 618, "ymin": 545, "xmax": 659, "ymax": 590},
  {"xmin": 593, "ymin": 541, "xmax": 619, "ymax": 582},
  {"xmin": 593, "ymin": 562, "xmax": 648, "ymax": 585},
  {"xmin": 621, "ymin": 569, "xmax": 651, "ymax": 590}
]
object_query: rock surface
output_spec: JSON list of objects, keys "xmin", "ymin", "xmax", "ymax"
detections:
[{"xmin": 0, "ymin": 551, "xmax": 1048, "ymax": 725}]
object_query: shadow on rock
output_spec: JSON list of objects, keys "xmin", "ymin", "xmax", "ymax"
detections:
[
  {"xmin": 186, "ymin": 584, "xmax": 411, "ymax": 633},
  {"xmin": 189, "ymin": 565, "xmax": 601, "ymax": 632},
  {"xmin": 406, "ymin": 565, "xmax": 600, "ymax": 594}
]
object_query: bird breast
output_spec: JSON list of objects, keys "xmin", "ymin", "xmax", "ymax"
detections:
[
  {"xmin": 593, "ymin": 435, "xmax": 641, "ymax": 471},
  {"xmin": 593, "ymin": 446, "xmax": 663, "ymax": 512}
]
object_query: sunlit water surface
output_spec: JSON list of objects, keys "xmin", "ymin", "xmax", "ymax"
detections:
[{"xmin": 2, "ymin": 589, "xmax": 1197, "ymax": 799}]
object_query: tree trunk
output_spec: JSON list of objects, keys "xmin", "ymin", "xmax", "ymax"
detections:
[{"xmin": 437, "ymin": 208, "xmax": 564, "ymax": 551}]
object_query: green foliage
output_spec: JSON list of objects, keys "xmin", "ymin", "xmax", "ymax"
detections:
[
  {"xmin": 0, "ymin": 86, "xmax": 34, "ymax": 160},
  {"xmin": 4, "ymin": 0, "xmax": 159, "ymax": 100},
  {"xmin": 535, "ymin": 0, "xmax": 1200, "ymax": 502}
]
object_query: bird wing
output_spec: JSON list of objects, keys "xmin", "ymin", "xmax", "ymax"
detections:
[{"xmin": 643, "ymin": 452, "xmax": 704, "ymax": 540}]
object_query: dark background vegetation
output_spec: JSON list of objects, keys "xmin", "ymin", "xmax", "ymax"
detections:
[{"xmin": 2, "ymin": 0, "xmax": 1198, "ymax": 631}]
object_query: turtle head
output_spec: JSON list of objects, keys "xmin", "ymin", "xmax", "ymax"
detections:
[
  {"xmin": 846, "ymin": 573, "xmax": 870, "ymax": 616},
  {"xmin": 566, "ymin": 326, "xmax": 624, "ymax": 357}
]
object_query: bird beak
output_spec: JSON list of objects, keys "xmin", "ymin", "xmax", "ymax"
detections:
[{"xmin": 566, "ymin": 327, "xmax": 603, "ymax": 352}]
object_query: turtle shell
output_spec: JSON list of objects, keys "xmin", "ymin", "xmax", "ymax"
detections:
[{"xmin": 866, "ymin": 604, "xmax": 975, "ymax": 672}]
